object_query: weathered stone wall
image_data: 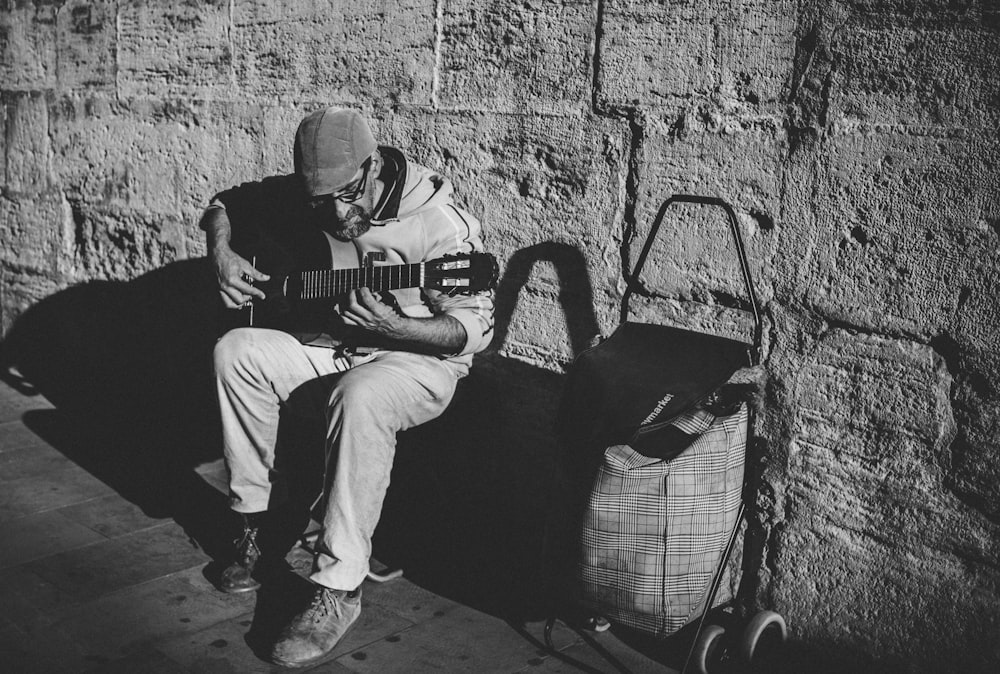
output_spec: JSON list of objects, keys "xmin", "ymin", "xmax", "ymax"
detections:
[{"xmin": 1, "ymin": 1, "xmax": 998, "ymax": 671}]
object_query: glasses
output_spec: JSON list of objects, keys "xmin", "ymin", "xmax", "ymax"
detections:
[{"xmin": 309, "ymin": 158, "xmax": 372, "ymax": 209}]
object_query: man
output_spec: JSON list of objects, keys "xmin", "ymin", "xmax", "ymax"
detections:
[{"xmin": 201, "ymin": 107, "xmax": 495, "ymax": 667}]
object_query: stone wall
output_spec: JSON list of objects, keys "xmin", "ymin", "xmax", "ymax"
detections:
[{"xmin": 1, "ymin": 1, "xmax": 998, "ymax": 671}]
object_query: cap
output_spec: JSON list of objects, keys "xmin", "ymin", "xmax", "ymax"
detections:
[{"xmin": 294, "ymin": 107, "xmax": 377, "ymax": 197}]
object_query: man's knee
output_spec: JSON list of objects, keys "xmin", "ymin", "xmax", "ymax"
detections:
[
  {"xmin": 214, "ymin": 328, "xmax": 258, "ymax": 377},
  {"xmin": 328, "ymin": 370, "xmax": 389, "ymax": 416}
]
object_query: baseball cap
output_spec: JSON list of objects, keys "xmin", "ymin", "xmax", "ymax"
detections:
[{"xmin": 294, "ymin": 107, "xmax": 377, "ymax": 197}]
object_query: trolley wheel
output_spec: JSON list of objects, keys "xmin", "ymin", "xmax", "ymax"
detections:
[
  {"xmin": 584, "ymin": 615, "xmax": 611, "ymax": 632},
  {"xmin": 690, "ymin": 623, "xmax": 727, "ymax": 674},
  {"xmin": 739, "ymin": 610, "xmax": 787, "ymax": 665}
]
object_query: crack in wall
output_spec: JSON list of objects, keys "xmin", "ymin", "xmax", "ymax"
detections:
[
  {"xmin": 431, "ymin": 0, "xmax": 444, "ymax": 111},
  {"xmin": 590, "ymin": 0, "xmax": 605, "ymax": 113}
]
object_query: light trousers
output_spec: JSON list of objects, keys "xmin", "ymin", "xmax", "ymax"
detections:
[{"xmin": 213, "ymin": 327, "xmax": 459, "ymax": 590}]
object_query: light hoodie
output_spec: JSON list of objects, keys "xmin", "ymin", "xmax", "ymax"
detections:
[{"xmin": 207, "ymin": 148, "xmax": 495, "ymax": 374}]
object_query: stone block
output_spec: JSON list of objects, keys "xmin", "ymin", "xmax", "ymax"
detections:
[
  {"xmin": 829, "ymin": 25, "xmax": 1000, "ymax": 129},
  {"xmin": 838, "ymin": 0, "xmax": 989, "ymax": 26},
  {"xmin": 375, "ymin": 109, "xmax": 629, "ymax": 366},
  {"xmin": 771, "ymin": 528, "xmax": 1000, "ymax": 672},
  {"xmin": 3, "ymin": 90, "xmax": 52, "ymax": 196},
  {"xmin": 597, "ymin": 0, "xmax": 797, "ymax": 111},
  {"xmin": 779, "ymin": 132, "xmax": 1000, "ymax": 339},
  {"xmin": 0, "ymin": 192, "xmax": 70, "ymax": 275},
  {"xmin": 232, "ymin": 0, "xmax": 436, "ymax": 106},
  {"xmin": 47, "ymin": 96, "xmax": 278, "ymax": 272},
  {"xmin": 439, "ymin": 0, "xmax": 594, "ymax": 113},
  {"xmin": 0, "ymin": 270, "xmax": 64, "ymax": 338},
  {"xmin": 54, "ymin": 0, "xmax": 116, "ymax": 91},
  {"xmin": 765, "ymin": 323, "xmax": 1000, "ymax": 669},
  {"xmin": 118, "ymin": 0, "xmax": 233, "ymax": 99},
  {"xmin": 0, "ymin": 1, "xmax": 57, "ymax": 90}
]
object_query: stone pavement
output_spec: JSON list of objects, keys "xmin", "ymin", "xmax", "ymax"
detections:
[{"xmin": 0, "ymin": 376, "xmax": 674, "ymax": 673}]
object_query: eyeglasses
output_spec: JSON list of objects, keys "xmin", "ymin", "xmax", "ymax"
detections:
[{"xmin": 309, "ymin": 158, "xmax": 372, "ymax": 210}]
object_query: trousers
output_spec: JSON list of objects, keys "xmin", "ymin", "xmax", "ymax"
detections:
[{"xmin": 213, "ymin": 327, "xmax": 459, "ymax": 590}]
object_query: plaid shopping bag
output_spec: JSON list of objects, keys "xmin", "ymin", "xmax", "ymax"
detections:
[{"xmin": 577, "ymin": 402, "xmax": 747, "ymax": 637}]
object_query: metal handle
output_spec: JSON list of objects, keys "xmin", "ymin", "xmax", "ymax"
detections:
[{"xmin": 620, "ymin": 195, "xmax": 762, "ymax": 364}]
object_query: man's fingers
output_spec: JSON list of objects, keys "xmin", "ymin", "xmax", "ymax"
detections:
[
  {"xmin": 354, "ymin": 287, "xmax": 383, "ymax": 311},
  {"xmin": 220, "ymin": 289, "xmax": 247, "ymax": 309},
  {"xmin": 230, "ymin": 276, "xmax": 266, "ymax": 300}
]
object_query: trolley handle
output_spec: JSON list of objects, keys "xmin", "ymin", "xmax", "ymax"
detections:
[{"xmin": 621, "ymin": 194, "xmax": 762, "ymax": 365}]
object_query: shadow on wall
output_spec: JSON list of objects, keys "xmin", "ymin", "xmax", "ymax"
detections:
[
  {"xmin": 0, "ymin": 242, "xmax": 601, "ymax": 618},
  {"xmin": 374, "ymin": 241, "xmax": 602, "ymax": 618}
]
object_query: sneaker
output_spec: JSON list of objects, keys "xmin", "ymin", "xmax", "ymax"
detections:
[
  {"xmin": 270, "ymin": 585, "xmax": 362, "ymax": 668},
  {"xmin": 217, "ymin": 516, "xmax": 262, "ymax": 593}
]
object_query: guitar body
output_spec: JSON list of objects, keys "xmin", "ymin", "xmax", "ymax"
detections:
[{"xmin": 222, "ymin": 228, "xmax": 339, "ymax": 337}]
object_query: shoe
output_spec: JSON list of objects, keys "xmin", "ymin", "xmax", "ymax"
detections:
[
  {"xmin": 217, "ymin": 516, "xmax": 262, "ymax": 593},
  {"xmin": 270, "ymin": 585, "xmax": 362, "ymax": 667},
  {"xmin": 217, "ymin": 505, "xmax": 310, "ymax": 593}
]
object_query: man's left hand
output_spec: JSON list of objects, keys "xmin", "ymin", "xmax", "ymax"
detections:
[{"xmin": 340, "ymin": 288, "xmax": 401, "ymax": 335}]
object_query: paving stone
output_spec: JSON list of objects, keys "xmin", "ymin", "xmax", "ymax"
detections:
[
  {"xmin": 362, "ymin": 577, "xmax": 463, "ymax": 625},
  {"xmin": 58, "ymin": 492, "xmax": 164, "ymax": 539},
  {"xmin": 158, "ymin": 602, "xmax": 410, "ymax": 673},
  {"xmin": 0, "ymin": 458, "xmax": 115, "ymax": 523},
  {"xmin": 83, "ymin": 645, "xmax": 189, "ymax": 674},
  {"xmin": 0, "ymin": 564, "xmax": 81, "ymax": 628},
  {"xmin": 0, "ymin": 510, "xmax": 106, "ymax": 569},
  {"xmin": 0, "ymin": 418, "xmax": 47, "ymax": 452},
  {"xmin": 23, "ymin": 521, "xmax": 209, "ymax": 602},
  {"xmin": 0, "ymin": 441, "xmax": 91, "ymax": 482},
  {"xmin": 516, "ymin": 623, "xmax": 676, "ymax": 674},
  {"xmin": 0, "ymin": 384, "xmax": 53, "ymax": 425},
  {"xmin": 332, "ymin": 604, "xmax": 555, "ymax": 673},
  {"xmin": 0, "ymin": 620, "xmax": 90, "ymax": 674},
  {"xmin": 51, "ymin": 565, "xmax": 255, "ymax": 664}
]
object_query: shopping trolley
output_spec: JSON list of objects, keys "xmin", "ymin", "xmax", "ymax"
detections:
[{"xmin": 544, "ymin": 195, "xmax": 786, "ymax": 674}]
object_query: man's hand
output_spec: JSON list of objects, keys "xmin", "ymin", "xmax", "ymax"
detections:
[
  {"xmin": 213, "ymin": 247, "xmax": 270, "ymax": 309},
  {"xmin": 340, "ymin": 288, "xmax": 401, "ymax": 334},
  {"xmin": 339, "ymin": 287, "xmax": 467, "ymax": 355}
]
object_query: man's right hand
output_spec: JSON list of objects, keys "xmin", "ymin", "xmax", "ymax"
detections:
[{"xmin": 213, "ymin": 247, "xmax": 270, "ymax": 309}]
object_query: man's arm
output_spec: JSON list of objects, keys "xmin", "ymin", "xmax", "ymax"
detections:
[
  {"xmin": 201, "ymin": 205, "xmax": 270, "ymax": 309},
  {"xmin": 340, "ymin": 287, "xmax": 467, "ymax": 355}
]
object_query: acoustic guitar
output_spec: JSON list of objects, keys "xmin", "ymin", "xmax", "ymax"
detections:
[{"xmin": 242, "ymin": 251, "xmax": 498, "ymax": 326}]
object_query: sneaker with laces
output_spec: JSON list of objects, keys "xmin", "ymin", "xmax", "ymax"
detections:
[
  {"xmin": 217, "ymin": 517, "xmax": 262, "ymax": 593},
  {"xmin": 270, "ymin": 585, "xmax": 362, "ymax": 667}
]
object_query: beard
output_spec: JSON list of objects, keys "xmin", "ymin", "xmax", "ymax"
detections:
[{"xmin": 327, "ymin": 205, "xmax": 373, "ymax": 241}]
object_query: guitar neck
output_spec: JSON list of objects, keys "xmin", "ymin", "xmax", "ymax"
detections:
[{"xmin": 296, "ymin": 262, "xmax": 423, "ymax": 300}]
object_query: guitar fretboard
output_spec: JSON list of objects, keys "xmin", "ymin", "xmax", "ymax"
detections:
[{"xmin": 297, "ymin": 263, "xmax": 423, "ymax": 300}]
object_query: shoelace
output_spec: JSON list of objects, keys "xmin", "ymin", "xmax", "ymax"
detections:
[
  {"xmin": 305, "ymin": 588, "xmax": 343, "ymax": 624},
  {"xmin": 233, "ymin": 526, "xmax": 261, "ymax": 565}
]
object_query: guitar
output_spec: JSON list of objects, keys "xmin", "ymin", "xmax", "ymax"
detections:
[{"xmin": 238, "ymin": 251, "xmax": 498, "ymax": 340}]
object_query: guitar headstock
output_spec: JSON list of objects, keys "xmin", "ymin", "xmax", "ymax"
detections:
[{"xmin": 424, "ymin": 252, "xmax": 499, "ymax": 295}]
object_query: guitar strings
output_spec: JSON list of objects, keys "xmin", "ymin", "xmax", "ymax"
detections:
[{"xmin": 298, "ymin": 263, "xmax": 423, "ymax": 300}]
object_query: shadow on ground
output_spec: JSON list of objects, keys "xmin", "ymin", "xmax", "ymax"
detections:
[
  {"xmin": 0, "ymin": 258, "xmax": 233, "ymax": 559},
  {"xmin": 0, "ymin": 246, "xmax": 866, "ymax": 672},
  {"xmin": 0, "ymin": 244, "xmax": 601, "ymax": 623}
]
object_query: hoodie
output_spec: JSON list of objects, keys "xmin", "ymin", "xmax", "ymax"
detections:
[{"xmin": 207, "ymin": 149, "xmax": 495, "ymax": 374}]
